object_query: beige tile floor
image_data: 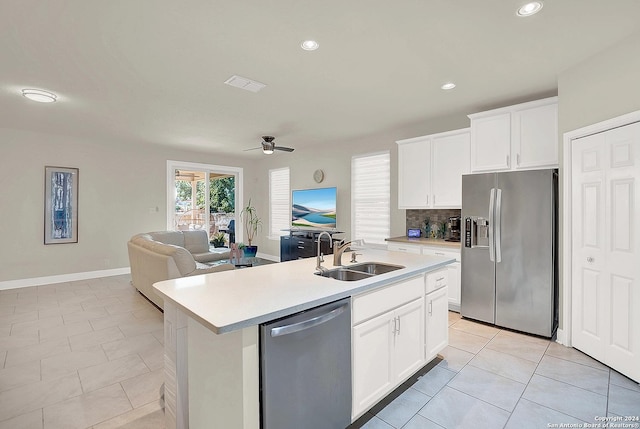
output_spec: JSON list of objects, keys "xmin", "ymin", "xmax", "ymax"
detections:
[
  {"xmin": 0, "ymin": 275, "xmax": 164, "ymax": 429},
  {"xmin": 2, "ymin": 275, "xmax": 639, "ymax": 429},
  {"xmin": 362, "ymin": 312, "xmax": 640, "ymax": 429}
]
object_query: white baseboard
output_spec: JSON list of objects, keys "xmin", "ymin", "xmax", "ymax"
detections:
[
  {"xmin": 555, "ymin": 328, "xmax": 569, "ymax": 346},
  {"xmin": 0, "ymin": 267, "xmax": 131, "ymax": 291}
]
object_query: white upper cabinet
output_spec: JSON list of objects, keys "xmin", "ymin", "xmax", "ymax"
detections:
[
  {"xmin": 468, "ymin": 97, "xmax": 558, "ymax": 173},
  {"xmin": 397, "ymin": 128, "xmax": 470, "ymax": 209},
  {"xmin": 397, "ymin": 137, "xmax": 431, "ymax": 208}
]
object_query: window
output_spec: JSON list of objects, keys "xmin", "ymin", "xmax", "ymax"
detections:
[
  {"xmin": 269, "ymin": 167, "xmax": 290, "ymax": 238},
  {"xmin": 351, "ymin": 151, "xmax": 390, "ymax": 247}
]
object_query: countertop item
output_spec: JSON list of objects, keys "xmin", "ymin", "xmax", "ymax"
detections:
[
  {"xmin": 386, "ymin": 236, "xmax": 461, "ymax": 249},
  {"xmin": 153, "ymin": 248, "xmax": 453, "ymax": 334}
]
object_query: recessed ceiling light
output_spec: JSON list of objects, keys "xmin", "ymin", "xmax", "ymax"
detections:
[
  {"xmin": 517, "ymin": 1, "xmax": 543, "ymax": 17},
  {"xmin": 441, "ymin": 82, "xmax": 456, "ymax": 90},
  {"xmin": 301, "ymin": 40, "xmax": 319, "ymax": 51},
  {"xmin": 22, "ymin": 89, "xmax": 57, "ymax": 103}
]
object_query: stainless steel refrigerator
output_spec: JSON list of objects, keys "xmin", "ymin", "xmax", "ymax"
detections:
[{"xmin": 461, "ymin": 169, "xmax": 558, "ymax": 337}]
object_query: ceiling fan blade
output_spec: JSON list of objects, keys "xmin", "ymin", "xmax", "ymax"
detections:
[
  {"xmin": 274, "ymin": 146, "xmax": 295, "ymax": 152},
  {"xmin": 243, "ymin": 147, "xmax": 262, "ymax": 151}
]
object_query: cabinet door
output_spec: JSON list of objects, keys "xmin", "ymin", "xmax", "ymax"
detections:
[
  {"xmin": 470, "ymin": 113, "xmax": 511, "ymax": 172},
  {"xmin": 426, "ymin": 286, "xmax": 449, "ymax": 361},
  {"xmin": 280, "ymin": 236, "xmax": 292, "ymax": 262},
  {"xmin": 432, "ymin": 132, "xmax": 470, "ymax": 208},
  {"xmin": 447, "ymin": 262, "xmax": 461, "ymax": 311},
  {"xmin": 398, "ymin": 139, "xmax": 431, "ymax": 208},
  {"xmin": 393, "ymin": 299, "xmax": 425, "ymax": 382},
  {"xmin": 512, "ymin": 102, "xmax": 558, "ymax": 169},
  {"xmin": 352, "ymin": 314, "xmax": 394, "ymax": 419}
]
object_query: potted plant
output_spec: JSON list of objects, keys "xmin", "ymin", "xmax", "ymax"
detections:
[
  {"xmin": 241, "ymin": 198, "xmax": 262, "ymax": 257},
  {"xmin": 210, "ymin": 232, "xmax": 226, "ymax": 248}
]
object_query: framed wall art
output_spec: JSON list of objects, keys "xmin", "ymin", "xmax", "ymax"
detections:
[{"xmin": 44, "ymin": 166, "xmax": 79, "ymax": 244}]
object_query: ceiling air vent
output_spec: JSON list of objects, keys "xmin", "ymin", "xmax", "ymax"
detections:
[{"xmin": 224, "ymin": 75, "xmax": 266, "ymax": 93}]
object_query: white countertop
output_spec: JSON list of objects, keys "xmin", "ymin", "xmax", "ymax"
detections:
[
  {"xmin": 153, "ymin": 248, "xmax": 454, "ymax": 334},
  {"xmin": 386, "ymin": 236, "xmax": 462, "ymax": 249}
]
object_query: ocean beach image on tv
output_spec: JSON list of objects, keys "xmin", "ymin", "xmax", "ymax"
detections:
[{"xmin": 291, "ymin": 187, "xmax": 336, "ymax": 229}]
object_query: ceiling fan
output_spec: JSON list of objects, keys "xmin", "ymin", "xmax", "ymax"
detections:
[{"xmin": 245, "ymin": 136, "xmax": 295, "ymax": 155}]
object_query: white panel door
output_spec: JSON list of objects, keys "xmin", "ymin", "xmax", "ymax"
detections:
[
  {"xmin": 432, "ymin": 132, "xmax": 470, "ymax": 208},
  {"xmin": 398, "ymin": 139, "xmax": 431, "ymax": 208},
  {"xmin": 571, "ymin": 121, "xmax": 640, "ymax": 382}
]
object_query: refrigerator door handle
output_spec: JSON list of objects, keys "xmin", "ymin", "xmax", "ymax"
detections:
[
  {"xmin": 489, "ymin": 188, "xmax": 496, "ymax": 262},
  {"xmin": 495, "ymin": 188, "xmax": 502, "ymax": 263}
]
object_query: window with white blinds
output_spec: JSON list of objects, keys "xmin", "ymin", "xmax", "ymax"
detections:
[
  {"xmin": 351, "ymin": 151, "xmax": 390, "ymax": 247},
  {"xmin": 269, "ymin": 167, "xmax": 290, "ymax": 238}
]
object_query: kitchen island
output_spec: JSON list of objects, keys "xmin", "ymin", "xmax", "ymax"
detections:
[{"xmin": 153, "ymin": 247, "xmax": 454, "ymax": 429}]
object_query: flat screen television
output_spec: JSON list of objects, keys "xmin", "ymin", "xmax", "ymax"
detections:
[{"xmin": 291, "ymin": 187, "xmax": 337, "ymax": 229}]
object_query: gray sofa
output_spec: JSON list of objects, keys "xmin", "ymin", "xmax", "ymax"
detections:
[{"xmin": 127, "ymin": 230, "xmax": 233, "ymax": 309}]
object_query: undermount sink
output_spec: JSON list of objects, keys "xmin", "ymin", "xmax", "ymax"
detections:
[
  {"xmin": 315, "ymin": 262, "xmax": 405, "ymax": 281},
  {"xmin": 347, "ymin": 262, "xmax": 405, "ymax": 275}
]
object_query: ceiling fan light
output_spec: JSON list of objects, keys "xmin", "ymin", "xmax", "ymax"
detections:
[{"xmin": 263, "ymin": 148, "xmax": 274, "ymax": 155}]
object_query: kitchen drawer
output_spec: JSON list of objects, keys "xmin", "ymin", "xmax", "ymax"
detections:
[
  {"xmin": 387, "ymin": 242, "xmax": 422, "ymax": 254},
  {"xmin": 426, "ymin": 268, "xmax": 448, "ymax": 294},
  {"xmin": 422, "ymin": 247, "xmax": 460, "ymax": 262},
  {"xmin": 352, "ymin": 275, "xmax": 425, "ymax": 325}
]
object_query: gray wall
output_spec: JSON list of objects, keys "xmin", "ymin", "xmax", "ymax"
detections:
[
  {"xmin": 0, "ymin": 127, "xmax": 251, "ymax": 282},
  {"xmin": 555, "ymin": 30, "xmax": 640, "ymax": 329}
]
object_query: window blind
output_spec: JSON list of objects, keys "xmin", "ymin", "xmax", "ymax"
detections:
[
  {"xmin": 351, "ymin": 152, "xmax": 390, "ymax": 246},
  {"xmin": 269, "ymin": 167, "xmax": 290, "ymax": 238}
]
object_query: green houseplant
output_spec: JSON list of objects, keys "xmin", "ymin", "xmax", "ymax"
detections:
[
  {"xmin": 241, "ymin": 198, "xmax": 262, "ymax": 257},
  {"xmin": 210, "ymin": 232, "xmax": 226, "ymax": 248}
]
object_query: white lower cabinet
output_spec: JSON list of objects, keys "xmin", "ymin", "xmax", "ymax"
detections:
[
  {"xmin": 352, "ymin": 276, "xmax": 425, "ymax": 419},
  {"xmin": 426, "ymin": 285, "xmax": 449, "ymax": 360}
]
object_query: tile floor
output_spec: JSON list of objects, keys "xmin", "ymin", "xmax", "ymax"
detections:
[
  {"xmin": 1, "ymin": 275, "xmax": 639, "ymax": 429},
  {"xmin": 360, "ymin": 312, "xmax": 640, "ymax": 429}
]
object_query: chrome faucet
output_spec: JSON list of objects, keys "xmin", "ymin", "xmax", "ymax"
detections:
[
  {"xmin": 333, "ymin": 239, "xmax": 363, "ymax": 266},
  {"xmin": 316, "ymin": 231, "xmax": 332, "ymax": 273}
]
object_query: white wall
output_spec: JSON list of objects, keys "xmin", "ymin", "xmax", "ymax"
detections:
[{"xmin": 0, "ymin": 127, "xmax": 252, "ymax": 284}]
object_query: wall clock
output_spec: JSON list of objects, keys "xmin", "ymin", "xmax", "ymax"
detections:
[{"xmin": 313, "ymin": 169, "xmax": 324, "ymax": 183}]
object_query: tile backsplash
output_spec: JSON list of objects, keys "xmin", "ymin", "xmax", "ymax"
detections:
[{"xmin": 406, "ymin": 209, "xmax": 461, "ymax": 236}]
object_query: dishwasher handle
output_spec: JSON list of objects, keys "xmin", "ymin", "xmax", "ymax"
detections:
[{"xmin": 270, "ymin": 304, "xmax": 348, "ymax": 337}]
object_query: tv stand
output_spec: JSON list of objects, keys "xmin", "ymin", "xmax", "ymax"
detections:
[{"xmin": 280, "ymin": 230, "xmax": 344, "ymax": 262}]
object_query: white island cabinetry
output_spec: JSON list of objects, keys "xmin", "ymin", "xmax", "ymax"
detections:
[
  {"xmin": 425, "ymin": 268, "xmax": 449, "ymax": 360},
  {"xmin": 154, "ymin": 248, "xmax": 454, "ymax": 429},
  {"xmin": 351, "ymin": 275, "xmax": 425, "ymax": 419}
]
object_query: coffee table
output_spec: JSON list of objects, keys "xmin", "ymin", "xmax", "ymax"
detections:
[{"xmin": 207, "ymin": 256, "xmax": 274, "ymax": 268}]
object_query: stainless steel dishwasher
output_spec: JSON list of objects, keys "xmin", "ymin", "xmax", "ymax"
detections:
[{"xmin": 260, "ymin": 297, "xmax": 351, "ymax": 429}]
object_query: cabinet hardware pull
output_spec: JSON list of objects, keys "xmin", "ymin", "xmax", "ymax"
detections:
[
  {"xmin": 435, "ymin": 252, "xmax": 444, "ymax": 256},
  {"xmin": 429, "ymin": 301, "xmax": 433, "ymax": 316},
  {"xmin": 397, "ymin": 316, "xmax": 401, "ymax": 335},
  {"xmin": 426, "ymin": 195, "xmax": 429, "ymax": 205},
  {"xmin": 436, "ymin": 277, "xmax": 445, "ymax": 282},
  {"xmin": 433, "ymin": 195, "xmax": 435, "ymax": 205},
  {"xmin": 516, "ymin": 153, "xmax": 520, "ymax": 166},
  {"xmin": 297, "ymin": 246, "xmax": 305, "ymax": 249},
  {"xmin": 506, "ymin": 155, "xmax": 510, "ymax": 166}
]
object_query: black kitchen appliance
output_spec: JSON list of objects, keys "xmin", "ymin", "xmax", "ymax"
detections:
[{"xmin": 446, "ymin": 216, "xmax": 461, "ymax": 242}]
